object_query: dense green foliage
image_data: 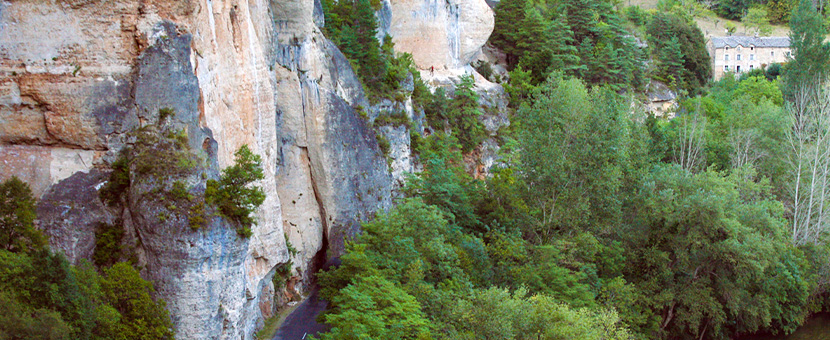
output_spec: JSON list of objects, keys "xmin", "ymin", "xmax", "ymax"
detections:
[
  {"xmin": 714, "ymin": 0, "xmax": 754, "ymax": 20},
  {"xmin": 782, "ymin": 0, "xmax": 830, "ymax": 97},
  {"xmin": 206, "ymin": 144, "xmax": 266, "ymax": 238},
  {"xmin": 316, "ymin": 61, "xmax": 830, "ymax": 338},
  {"xmin": 491, "ymin": 0, "xmax": 644, "ymax": 91},
  {"xmin": 0, "ymin": 178, "xmax": 174, "ymax": 340},
  {"xmin": 0, "ymin": 176, "xmax": 45, "ymax": 253},
  {"xmin": 420, "ymin": 75, "xmax": 488, "ymax": 153},
  {"xmin": 301, "ymin": 0, "xmax": 830, "ymax": 338},
  {"xmin": 491, "ymin": 0, "xmax": 721, "ymax": 97},
  {"xmin": 93, "ymin": 222, "xmax": 126, "ymax": 268},
  {"xmin": 516, "ymin": 76, "xmax": 642, "ymax": 238},
  {"xmin": 646, "ymin": 12, "xmax": 711, "ymax": 93},
  {"xmin": 625, "ymin": 166, "xmax": 811, "ymax": 338}
]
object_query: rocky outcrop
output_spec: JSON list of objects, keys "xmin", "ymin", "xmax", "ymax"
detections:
[
  {"xmin": 37, "ymin": 169, "xmax": 114, "ymax": 263},
  {"xmin": 378, "ymin": 0, "xmax": 495, "ymax": 72},
  {"xmin": 273, "ymin": 29, "xmax": 393, "ymax": 287}
]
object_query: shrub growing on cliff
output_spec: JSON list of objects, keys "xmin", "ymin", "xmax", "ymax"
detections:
[
  {"xmin": 206, "ymin": 145, "xmax": 265, "ymax": 237},
  {"xmin": 100, "ymin": 156, "xmax": 131, "ymax": 207},
  {"xmin": 100, "ymin": 109, "xmax": 200, "ymax": 207},
  {"xmin": 93, "ymin": 222, "xmax": 125, "ymax": 268},
  {"xmin": 321, "ymin": 0, "xmax": 421, "ymax": 102},
  {"xmin": 421, "ymin": 76, "xmax": 487, "ymax": 153}
]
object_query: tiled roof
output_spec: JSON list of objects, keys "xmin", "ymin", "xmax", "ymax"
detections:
[{"xmin": 711, "ymin": 36, "xmax": 790, "ymax": 49}]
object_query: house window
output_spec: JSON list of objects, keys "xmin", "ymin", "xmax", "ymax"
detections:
[
  {"xmin": 771, "ymin": 51, "xmax": 775, "ymax": 57},
  {"xmin": 737, "ymin": 54, "xmax": 742, "ymax": 61},
  {"xmin": 750, "ymin": 65, "xmax": 754, "ymax": 70},
  {"xmin": 751, "ymin": 46, "xmax": 755, "ymax": 51},
  {"xmin": 737, "ymin": 65, "xmax": 742, "ymax": 73},
  {"xmin": 725, "ymin": 47, "xmax": 729, "ymax": 51},
  {"xmin": 737, "ymin": 46, "xmax": 742, "ymax": 52},
  {"xmin": 725, "ymin": 54, "xmax": 730, "ymax": 61},
  {"xmin": 786, "ymin": 51, "xmax": 791, "ymax": 57},
  {"xmin": 724, "ymin": 65, "xmax": 729, "ymax": 72},
  {"xmin": 750, "ymin": 54, "xmax": 755, "ymax": 61}
]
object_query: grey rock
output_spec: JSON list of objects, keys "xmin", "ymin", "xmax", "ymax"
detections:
[
  {"xmin": 316, "ymin": 92, "xmax": 393, "ymax": 255},
  {"xmin": 133, "ymin": 21, "xmax": 218, "ymax": 167},
  {"xmin": 127, "ymin": 167, "xmax": 249, "ymax": 340},
  {"xmin": 378, "ymin": 124, "xmax": 412, "ymax": 193},
  {"xmin": 37, "ymin": 169, "xmax": 115, "ymax": 265},
  {"xmin": 375, "ymin": 0, "xmax": 393, "ymax": 42},
  {"xmin": 313, "ymin": 0, "xmax": 325, "ymax": 28}
]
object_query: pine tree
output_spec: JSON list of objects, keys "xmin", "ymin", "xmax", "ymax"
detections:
[
  {"xmin": 491, "ymin": 0, "xmax": 529, "ymax": 68},
  {"xmin": 660, "ymin": 37, "xmax": 686, "ymax": 90}
]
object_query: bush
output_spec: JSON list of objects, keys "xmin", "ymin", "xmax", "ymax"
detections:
[
  {"xmin": 374, "ymin": 111, "xmax": 411, "ymax": 128},
  {"xmin": 375, "ymin": 133, "xmax": 391, "ymax": 157},
  {"xmin": 206, "ymin": 145, "xmax": 265, "ymax": 237},
  {"xmin": 624, "ymin": 5, "xmax": 650, "ymax": 26},
  {"xmin": 101, "ymin": 262, "xmax": 175, "ymax": 339},
  {"xmin": 100, "ymin": 156, "xmax": 131, "ymax": 207},
  {"xmin": 93, "ymin": 222, "xmax": 124, "ymax": 268},
  {"xmin": 410, "ymin": 130, "xmax": 423, "ymax": 156},
  {"xmin": 158, "ymin": 107, "xmax": 174, "ymax": 124},
  {"xmin": 473, "ymin": 60, "xmax": 494, "ymax": 82},
  {"xmin": 101, "ymin": 121, "xmax": 200, "ymax": 209}
]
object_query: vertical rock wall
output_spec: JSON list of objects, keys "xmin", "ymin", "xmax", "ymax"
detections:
[{"xmin": 1, "ymin": 0, "xmax": 392, "ymax": 339}]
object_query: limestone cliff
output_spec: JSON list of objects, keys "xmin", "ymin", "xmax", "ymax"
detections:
[
  {"xmin": 377, "ymin": 0, "xmax": 494, "ymax": 72},
  {"xmin": 0, "ymin": 0, "xmax": 498, "ymax": 338}
]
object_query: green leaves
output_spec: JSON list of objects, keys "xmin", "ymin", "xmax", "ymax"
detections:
[
  {"xmin": 0, "ymin": 247, "xmax": 173, "ymax": 340},
  {"xmin": 744, "ymin": 5, "xmax": 774, "ymax": 36},
  {"xmin": 206, "ymin": 144, "xmax": 265, "ymax": 237},
  {"xmin": 783, "ymin": 0, "xmax": 830, "ymax": 98},
  {"xmin": 447, "ymin": 75, "xmax": 486, "ymax": 153},
  {"xmin": 646, "ymin": 12, "xmax": 711, "ymax": 94},
  {"xmin": 316, "ymin": 276, "xmax": 430, "ymax": 340},
  {"xmin": 516, "ymin": 76, "xmax": 632, "ymax": 238},
  {"xmin": 449, "ymin": 287, "xmax": 632, "ymax": 340},
  {"xmin": 321, "ymin": 0, "xmax": 416, "ymax": 102},
  {"xmin": 624, "ymin": 165, "xmax": 809, "ymax": 338},
  {"xmin": 735, "ymin": 76, "xmax": 785, "ymax": 106},
  {"xmin": 93, "ymin": 222, "xmax": 126, "ymax": 268},
  {"xmin": 491, "ymin": 0, "xmax": 642, "ymax": 89},
  {"xmin": 100, "ymin": 262, "xmax": 174, "ymax": 340},
  {"xmin": 0, "ymin": 176, "xmax": 45, "ymax": 253}
]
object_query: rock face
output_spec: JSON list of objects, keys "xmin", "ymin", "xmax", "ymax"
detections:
[
  {"xmin": 0, "ymin": 0, "xmax": 497, "ymax": 338},
  {"xmin": 1, "ymin": 0, "xmax": 391, "ymax": 338},
  {"xmin": 378, "ymin": 0, "xmax": 495, "ymax": 71}
]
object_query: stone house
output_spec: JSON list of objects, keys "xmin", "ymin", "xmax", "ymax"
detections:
[{"xmin": 707, "ymin": 36, "xmax": 791, "ymax": 80}]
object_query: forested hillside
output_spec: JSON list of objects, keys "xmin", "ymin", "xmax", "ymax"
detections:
[
  {"xmin": 3, "ymin": 0, "xmax": 830, "ymax": 339},
  {"xmin": 312, "ymin": 0, "xmax": 830, "ymax": 339}
]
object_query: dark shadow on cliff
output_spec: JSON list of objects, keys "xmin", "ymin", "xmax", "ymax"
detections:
[{"xmin": 273, "ymin": 253, "xmax": 340, "ymax": 340}]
